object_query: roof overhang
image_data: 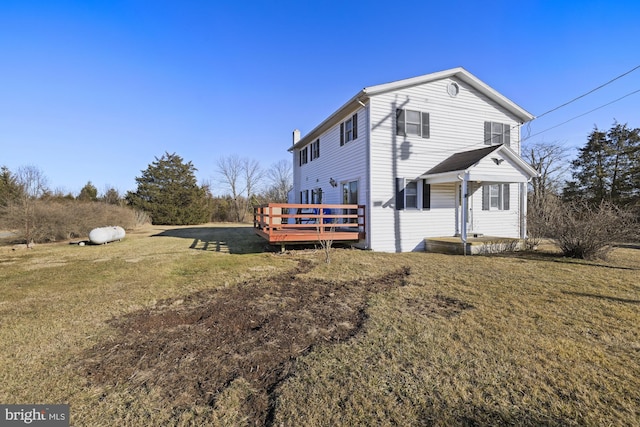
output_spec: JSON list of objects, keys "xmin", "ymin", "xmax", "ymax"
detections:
[
  {"xmin": 289, "ymin": 90, "xmax": 369, "ymax": 152},
  {"xmin": 364, "ymin": 67, "xmax": 534, "ymax": 123},
  {"xmin": 290, "ymin": 67, "xmax": 534, "ymax": 151},
  {"xmin": 420, "ymin": 144, "xmax": 539, "ymax": 184}
]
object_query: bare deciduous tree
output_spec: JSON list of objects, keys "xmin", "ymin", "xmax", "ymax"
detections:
[
  {"xmin": 264, "ymin": 159, "xmax": 293, "ymax": 203},
  {"xmin": 216, "ymin": 155, "xmax": 264, "ymax": 222},
  {"xmin": 522, "ymin": 141, "xmax": 570, "ymax": 248},
  {"xmin": 522, "ymin": 140, "xmax": 569, "ymax": 200},
  {"xmin": 3, "ymin": 166, "xmax": 49, "ymax": 244}
]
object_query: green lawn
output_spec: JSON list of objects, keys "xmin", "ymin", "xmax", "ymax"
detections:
[{"xmin": 1, "ymin": 224, "xmax": 638, "ymax": 426}]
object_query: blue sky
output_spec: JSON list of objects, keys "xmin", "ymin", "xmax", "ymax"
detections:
[{"xmin": 1, "ymin": 0, "xmax": 639, "ymax": 195}]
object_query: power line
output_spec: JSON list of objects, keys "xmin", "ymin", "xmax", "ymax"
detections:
[
  {"xmin": 523, "ymin": 88, "xmax": 640, "ymax": 141},
  {"xmin": 534, "ymin": 64, "xmax": 640, "ymax": 120}
]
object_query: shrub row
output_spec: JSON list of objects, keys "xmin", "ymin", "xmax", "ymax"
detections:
[{"xmin": 1, "ymin": 200, "xmax": 150, "ymax": 243}]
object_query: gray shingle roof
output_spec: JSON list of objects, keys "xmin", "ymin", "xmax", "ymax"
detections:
[{"xmin": 426, "ymin": 145, "xmax": 502, "ymax": 175}]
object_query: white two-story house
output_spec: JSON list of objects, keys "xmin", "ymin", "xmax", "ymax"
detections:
[{"xmin": 289, "ymin": 67, "xmax": 538, "ymax": 252}]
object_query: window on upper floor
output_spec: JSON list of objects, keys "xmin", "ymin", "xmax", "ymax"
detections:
[
  {"xmin": 395, "ymin": 178, "xmax": 431, "ymax": 210},
  {"xmin": 484, "ymin": 122, "xmax": 510, "ymax": 146},
  {"xmin": 340, "ymin": 113, "xmax": 358, "ymax": 146},
  {"xmin": 299, "ymin": 146, "xmax": 308, "ymax": 166},
  {"xmin": 482, "ymin": 184, "xmax": 510, "ymax": 210},
  {"xmin": 310, "ymin": 139, "xmax": 320, "ymax": 161},
  {"xmin": 396, "ymin": 109, "xmax": 430, "ymax": 138}
]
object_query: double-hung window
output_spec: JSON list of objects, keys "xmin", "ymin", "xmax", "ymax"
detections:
[
  {"xmin": 395, "ymin": 178, "xmax": 431, "ymax": 210},
  {"xmin": 340, "ymin": 113, "xmax": 358, "ymax": 145},
  {"xmin": 482, "ymin": 184, "xmax": 510, "ymax": 210},
  {"xmin": 300, "ymin": 189, "xmax": 309, "ymax": 204},
  {"xmin": 396, "ymin": 109, "xmax": 430, "ymax": 138},
  {"xmin": 299, "ymin": 146, "xmax": 308, "ymax": 166},
  {"xmin": 310, "ymin": 139, "xmax": 320, "ymax": 160},
  {"xmin": 484, "ymin": 122, "xmax": 510, "ymax": 146},
  {"xmin": 311, "ymin": 188, "xmax": 323, "ymax": 204}
]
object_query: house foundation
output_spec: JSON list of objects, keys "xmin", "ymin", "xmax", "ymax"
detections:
[{"xmin": 424, "ymin": 236, "xmax": 524, "ymax": 255}]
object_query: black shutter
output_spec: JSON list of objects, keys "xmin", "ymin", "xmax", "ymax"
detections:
[
  {"xmin": 421, "ymin": 112, "xmax": 430, "ymax": 138},
  {"xmin": 396, "ymin": 109, "xmax": 405, "ymax": 136},
  {"xmin": 503, "ymin": 124, "xmax": 510, "ymax": 146},
  {"xmin": 352, "ymin": 114, "xmax": 358, "ymax": 139},
  {"xmin": 482, "ymin": 185, "xmax": 489, "ymax": 210},
  {"xmin": 422, "ymin": 181, "xmax": 431, "ymax": 209},
  {"xmin": 484, "ymin": 122, "xmax": 491, "ymax": 145},
  {"xmin": 340, "ymin": 122, "xmax": 344, "ymax": 146},
  {"xmin": 395, "ymin": 178, "xmax": 405, "ymax": 210},
  {"xmin": 503, "ymin": 184, "xmax": 510, "ymax": 210}
]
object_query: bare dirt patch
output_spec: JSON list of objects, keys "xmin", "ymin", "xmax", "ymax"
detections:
[{"xmin": 81, "ymin": 260, "xmax": 472, "ymax": 425}]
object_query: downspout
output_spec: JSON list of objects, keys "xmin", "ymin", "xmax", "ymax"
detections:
[
  {"xmin": 364, "ymin": 100, "xmax": 371, "ymax": 249},
  {"xmin": 457, "ymin": 173, "xmax": 468, "ymax": 255}
]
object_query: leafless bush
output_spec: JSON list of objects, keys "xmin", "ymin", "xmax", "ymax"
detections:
[
  {"xmin": 526, "ymin": 192, "xmax": 563, "ymax": 249},
  {"xmin": 546, "ymin": 200, "xmax": 637, "ymax": 260},
  {"xmin": 478, "ymin": 239, "xmax": 520, "ymax": 254},
  {"xmin": 0, "ymin": 200, "xmax": 150, "ymax": 243},
  {"xmin": 316, "ymin": 211, "xmax": 337, "ymax": 264}
]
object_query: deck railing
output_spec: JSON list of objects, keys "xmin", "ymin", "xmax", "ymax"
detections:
[{"xmin": 253, "ymin": 203, "xmax": 366, "ymax": 244}]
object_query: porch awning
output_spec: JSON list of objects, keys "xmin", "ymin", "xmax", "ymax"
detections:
[{"xmin": 419, "ymin": 144, "xmax": 539, "ymax": 184}]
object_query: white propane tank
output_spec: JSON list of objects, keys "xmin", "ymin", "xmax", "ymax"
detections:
[{"xmin": 89, "ymin": 226, "xmax": 126, "ymax": 245}]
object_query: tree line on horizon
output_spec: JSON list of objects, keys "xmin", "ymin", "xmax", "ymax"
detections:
[
  {"xmin": 1, "ymin": 121, "xmax": 638, "ymax": 257},
  {"xmin": 0, "ymin": 153, "xmax": 293, "ymax": 242}
]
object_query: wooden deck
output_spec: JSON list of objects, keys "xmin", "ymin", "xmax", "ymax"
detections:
[{"xmin": 253, "ymin": 203, "xmax": 365, "ymax": 248}]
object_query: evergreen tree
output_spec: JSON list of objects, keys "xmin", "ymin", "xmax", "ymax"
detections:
[
  {"xmin": 101, "ymin": 187, "xmax": 121, "ymax": 205},
  {"xmin": 77, "ymin": 181, "xmax": 98, "ymax": 201},
  {"xmin": 0, "ymin": 166, "xmax": 21, "ymax": 206},
  {"xmin": 606, "ymin": 122, "xmax": 640, "ymax": 203},
  {"xmin": 126, "ymin": 152, "xmax": 210, "ymax": 225},
  {"xmin": 564, "ymin": 123, "xmax": 640, "ymax": 206}
]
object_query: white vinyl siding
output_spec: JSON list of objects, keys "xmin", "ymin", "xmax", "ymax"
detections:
[
  {"xmin": 292, "ymin": 107, "xmax": 367, "ymax": 209},
  {"xmin": 292, "ymin": 74, "xmax": 527, "ymax": 252},
  {"xmin": 368, "ymin": 77, "xmax": 523, "ymax": 252},
  {"xmin": 471, "ymin": 183, "xmax": 520, "ymax": 237}
]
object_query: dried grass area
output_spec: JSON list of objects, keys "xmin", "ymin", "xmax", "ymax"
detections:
[
  {"xmin": 1, "ymin": 225, "xmax": 639, "ymax": 426},
  {"xmin": 81, "ymin": 262, "xmax": 442, "ymax": 425}
]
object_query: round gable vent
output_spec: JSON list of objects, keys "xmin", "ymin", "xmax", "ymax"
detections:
[{"xmin": 447, "ymin": 82, "xmax": 459, "ymax": 97}]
